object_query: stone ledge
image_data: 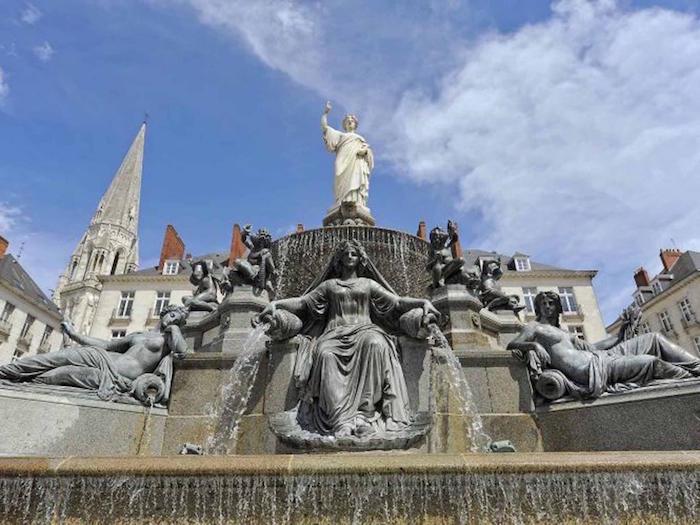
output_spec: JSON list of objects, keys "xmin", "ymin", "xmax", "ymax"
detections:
[
  {"xmin": 538, "ymin": 377, "xmax": 700, "ymax": 412},
  {"xmin": 1, "ymin": 451, "xmax": 699, "ymax": 477},
  {"xmin": 0, "ymin": 386, "xmax": 168, "ymax": 415}
]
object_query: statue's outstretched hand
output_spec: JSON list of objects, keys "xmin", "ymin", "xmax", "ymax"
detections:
[
  {"xmin": 252, "ymin": 301, "xmax": 277, "ymax": 327},
  {"xmin": 533, "ymin": 343, "xmax": 551, "ymax": 368},
  {"xmin": 60, "ymin": 320, "xmax": 75, "ymax": 336},
  {"xmin": 421, "ymin": 300, "xmax": 442, "ymax": 326},
  {"xmin": 324, "ymin": 101, "xmax": 332, "ymax": 114}
]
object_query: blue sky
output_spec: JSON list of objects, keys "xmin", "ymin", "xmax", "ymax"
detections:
[{"xmin": 1, "ymin": 0, "xmax": 700, "ymax": 324}]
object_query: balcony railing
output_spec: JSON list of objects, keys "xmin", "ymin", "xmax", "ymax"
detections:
[
  {"xmin": 110, "ymin": 309, "xmax": 132, "ymax": 325},
  {"xmin": 0, "ymin": 319, "xmax": 11, "ymax": 338},
  {"xmin": 681, "ymin": 315, "xmax": 699, "ymax": 329},
  {"xmin": 16, "ymin": 334, "xmax": 32, "ymax": 349},
  {"xmin": 561, "ymin": 304, "xmax": 584, "ymax": 318},
  {"xmin": 38, "ymin": 340, "xmax": 52, "ymax": 353}
]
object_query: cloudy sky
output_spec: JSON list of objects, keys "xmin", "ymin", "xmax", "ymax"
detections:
[{"xmin": 1, "ymin": 0, "xmax": 700, "ymax": 323}]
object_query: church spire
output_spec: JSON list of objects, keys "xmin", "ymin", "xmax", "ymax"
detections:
[
  {"xmin": 91, "ymin": 121, "xmax": 145, "ymax": 234},
  {"xmin": 53, "ymin": 122, "xmax": 147, "ymax": 332}
]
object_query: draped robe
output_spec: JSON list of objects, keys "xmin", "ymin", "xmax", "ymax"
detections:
[
  {"xmin": 323, "ymin": 126, "xmax": 374, "ymax": 207},
  {"xmin": 294, "ymin": 277, "xmax": 411, "ymax": 435}
]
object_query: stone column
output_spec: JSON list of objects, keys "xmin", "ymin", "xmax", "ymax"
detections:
[{"xmin": 430, "ymin": 285, "xmax": 495, "ymax": 352}]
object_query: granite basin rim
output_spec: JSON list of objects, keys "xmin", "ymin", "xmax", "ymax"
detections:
[{"xmin": 2, "ymin": 452, "xmax": 700, "ymax": 477}]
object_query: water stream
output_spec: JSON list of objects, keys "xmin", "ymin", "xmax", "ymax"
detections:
[
  {"xmin": 205, "ymin": 324, "xmax": 269, "ymax": 454},
  {"xmin": 428, "ymin": 324, "xmax": 491, "ymax": 452},
  {"xmin": 2, "ymin": 469, "xmax": 698, "ymax": 524}
]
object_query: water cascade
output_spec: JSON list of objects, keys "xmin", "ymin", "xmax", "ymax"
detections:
[
  {"xmin": 206, "ymin": 324, "xmax": 269, "ymax": 454},
  {"xmin": 2, "ymin": 461, "xmax": 698, "ymax": 524}
]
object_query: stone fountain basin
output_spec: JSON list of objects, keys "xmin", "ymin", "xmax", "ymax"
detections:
[{"xmin": 1, "ymin": 452, "xmax": 699, "ymax": 523}]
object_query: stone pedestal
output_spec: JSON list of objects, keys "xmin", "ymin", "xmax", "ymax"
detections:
[
  {"xmin": 189, "ymin": 286, "xmax": 269, "ymax": 356},
  {"xmin": 323, "ymin": 201, "xmax": 376, "ymax": 227},
  {"xmin": 430, "ymin": 285, "xmax": 495, "ymax": 351}
]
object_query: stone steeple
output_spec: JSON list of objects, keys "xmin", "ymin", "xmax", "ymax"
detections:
[{"xmin": 53, "ymin": 122, "xmax": 146, "ymax": 334}]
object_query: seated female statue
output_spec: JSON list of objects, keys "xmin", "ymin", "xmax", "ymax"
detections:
[
  {"xmin": 508, "ymin": 291, "xmax": 700, "ymax": 399},
  {"xmin": 0, "ymin": 305, "xmax": 189, "ymax": 402},
  {"xmin": 255, "ymin": 240, "xmax": 441, "ymax": 438}
]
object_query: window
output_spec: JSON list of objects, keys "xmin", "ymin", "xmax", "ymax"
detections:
[
  {"xmin": 153, "ymin": 292, "xmax": 171, "ymax": 316},
  {"xmin": 19, "ymin": 314, "xmax": 35, "ymax": 340},
  {"xmin": 695, "ymin": 336, "xmax": 700, "ymax": 354},
  {"xmin": 658, "ymin": 310, "xmax": 674, "ymax": 333},
  {"xmin": 558, "ymin": 287, "xmax": 578, "ymax": 314},
  {"xmin": 522, "ymin": 287, "xmax": 537, "ymax": 313},
  {"xmin": 111, "ymin": 330, "xmax": 127, "ymax": 339},
  {"xmin": 567, "ymin": 325, "xmax": 585, "ymax": 340},
  {"xmin": 117, "ymin": 291, "xmax": 135, "ymax": 318},
  {"xmin": 639, "ymin": 321, "xmax": 651, "ymax": 334},
  {"xmin": 163, "ymin": 261, "xmax": 179, "ymax": 275},
  {"xmin": 652, "ymin": 281, "xmax": 663, "ymax": 295},
  {"xmin": 678, "ymin": 298, "xmax": 696, "ymax": 323},
  {"xmin": 0, "ymin": 302, "xmax": 15, "ymax": 323},
  {"xmin": 634, "ymin": 293, "xmax": 644, "ymax": 307},
  {"xmin": 514, "ymin": 257, "xmax": 531, "ymax": 271},
  {"xmin": 110, "ymin": 252, "xmax": 121, "ymax": 275},
  {"xmin": 39, "ymin": 326, "xmax": 53, "ymax": 347}
]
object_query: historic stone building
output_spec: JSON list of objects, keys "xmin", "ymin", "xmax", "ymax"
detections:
[
  {"xmin": 484, "ymin": 250, "xmax": 607, "ymax": 342},
  {"xmin": 0, "ymin": 236, "xmax": 63, "ymax": 363},
  {"xmin": 53, "ymin": 122, "xmax": 145, "ymax": 336},
  {"xmin": 84, "ymin": 225, "xmax": 607, "ymax": 343},
  {"xmin": 608, "ymin": 248, "xmax": 700, "ymax": 356}
]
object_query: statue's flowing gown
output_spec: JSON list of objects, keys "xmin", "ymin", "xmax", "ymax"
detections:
[
  {"xmin": 323, "ymin": 126, "xmax": 374, "ymax": 206},
  {"xmin": 295, "ymin": 277, "xmax": 411, "ymax": 435}
]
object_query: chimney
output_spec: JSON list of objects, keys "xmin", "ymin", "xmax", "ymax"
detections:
[
  {"xmin": 228, "ymin": 224, "xmax": 247, "ymax": 265},
  {"xmin": 633, "ymin": 267, "xmax": 650, "ymax": 288},
  {"xmin": 659, "ymin": 248, "xmax": 682, "ymax": 272},
  {"xmin": 158, "ymin": 225, "xmax": 185, "ymax": 271},
  {"xmin": 296, "ymin": 224, "xmax": 304, "ymax": 234},
  {"xmin": 0, "ymin": 236, "xmax": 7, "ymax": 259},
  {"xmin": 416, "ymin": 221, "xmax": 426, "ymax": 241}
]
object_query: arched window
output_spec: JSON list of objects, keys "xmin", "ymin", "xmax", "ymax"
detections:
[{"xmin": 110, "ymin": 251, "xmax": 121, "ymax": 275}]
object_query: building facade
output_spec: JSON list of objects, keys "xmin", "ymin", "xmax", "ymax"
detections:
[
  {"xmin": 608, "ymin": 249, "xmax": 700, "ymax": 356},
  {"xmin": 0, "ymin": 236, "xmax": 63, "ymax": 364},
  {"xmin": 465, "ymin": 249, "xmax": 607, "ymax": 342},
  {"xmin": 84, "ymin": 229, "xmax": 607, "ymax": 344},
  {"xmin": 53, "ymin": 123, "xmax": 145, "ymax": 336}
]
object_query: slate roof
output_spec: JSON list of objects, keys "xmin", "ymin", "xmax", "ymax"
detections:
[
  {"xmin": 0, "ymin": 254, "xmax": 61, "ymax": 315},
  {"xmin": 127, "ymin": 252, "xmax": 230, "ymax": 277},
  {"xmin": 660, "ymin": 250, "xmax": 700, "ymax": 282},
  {"xmin": 462, "ymin": 249, "xmax": 579, "ymax": 273}
]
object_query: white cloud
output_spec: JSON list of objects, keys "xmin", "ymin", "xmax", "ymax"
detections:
[
  {"xmin": 0, "ymin": 202, "xmax": 21, "ymax": 232},
  {"xmin": 33, "ymin": 41, "xmax": 54, "ymax": 62},
  {"xmin": 0, "ymin": 67, "xmax": 8, "ymax": 102},
  {"xmin": 163, "ymin": 0, "xmax": 700, "ymax": 322},
  {"xmin": 0, "ymin": 201, "xmax": 72, "ymax": 297},
  {"xmin": 20, "ymin": 3, "xmax": 42, "ymax": 25},
  {"xmin": 389, "ymin": 0, "xmax": 700, "ymax": 320}
]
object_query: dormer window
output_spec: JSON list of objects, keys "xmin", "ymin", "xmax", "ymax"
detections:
[
  {"xmin": 652, "ymin": 281, "xmax": 663, "ymax": 295},
  {"xmin": 634, "ymin": 293, "xmax": 644, "ymax": 306},
  {"xmin": 163, "ymin": 261, "xmax": 179, "ymax": 275},
  {"xmin": 514, "ymin": 257, "xmax": 531, "ymax": 271}
]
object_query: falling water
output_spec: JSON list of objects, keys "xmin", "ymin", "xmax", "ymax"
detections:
[
  {"xmin": 205, "ymin": 324, "xmax": 269, "ymax": 454},
  {"xmin": 2, "ymin": 469, "xmax": 699, "ymax": 524},
  {"xmin": 135, "ymin": 401, "xmax": 153, "ymax": 456},
  {"xmin": 428, "ymin": 324, "xmax": 491, "ymax": 452}
]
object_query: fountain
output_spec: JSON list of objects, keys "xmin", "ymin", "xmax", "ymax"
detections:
[{"xmin": 0, "ymin": 102, "xmax": 699, "ymax": 523}]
